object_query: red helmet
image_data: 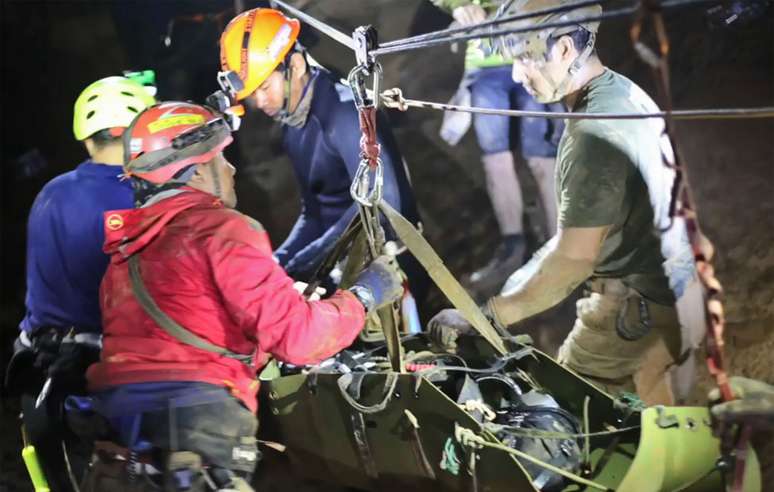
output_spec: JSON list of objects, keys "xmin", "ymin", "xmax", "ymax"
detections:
[{"xmin": 123, "ymin": 102, "xmax": 233, "ymax": 184}]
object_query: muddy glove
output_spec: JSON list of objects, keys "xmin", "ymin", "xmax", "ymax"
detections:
[
  {"xmin": 709, "ymin": 377, "xmax": 774, "ymax": 430},
  {"xmin": 348, "ymin": 256, "xmax": 404, "ymax": 312},
  {"xmin": 428, "ymin": 309, "xmax": 476, "ymax": 353}
]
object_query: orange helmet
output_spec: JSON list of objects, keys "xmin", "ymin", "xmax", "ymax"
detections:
[{"xmin": 219, "ymin": 8, "xmax": 301, "ymax": 101}]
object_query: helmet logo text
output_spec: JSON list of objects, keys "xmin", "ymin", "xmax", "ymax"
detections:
[{"xmin": 147, "ymin": 114, "xmax": 206, "ymax": 133}]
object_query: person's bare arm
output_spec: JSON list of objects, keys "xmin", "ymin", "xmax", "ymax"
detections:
[{"xmin": 488, "ymin": 226, "xmax": 609, "ymax": 326}]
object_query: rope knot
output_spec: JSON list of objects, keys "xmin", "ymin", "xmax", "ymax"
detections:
[{"xmin": 358, "ymin": 107, "xmax": 381, "ymax": 169}]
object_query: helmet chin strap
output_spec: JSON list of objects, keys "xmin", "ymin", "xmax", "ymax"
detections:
[
  {"xmin": 539, "ymin": 31, "xmax": 596, "ymax": 103},
  {"xmin": 273, "ymin": 49, "xmax": 302, "ymax": 124}
]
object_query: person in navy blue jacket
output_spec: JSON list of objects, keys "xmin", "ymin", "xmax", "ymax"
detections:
[
  {"xmin": 219, "ymin": 8, "xmax": 428, "ymax": 305},
  {"xmin": 5, "ymin": 76, "xmax": 155, "ymax": 492}
]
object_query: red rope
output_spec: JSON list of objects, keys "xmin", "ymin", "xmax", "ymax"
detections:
[
  {"xmin": 358, "ymin": 107, "xmax": 381, "ymax": 169},
  {"xmin": 630, "ymin": 3, "xmax": 747, "ymax": 489}
]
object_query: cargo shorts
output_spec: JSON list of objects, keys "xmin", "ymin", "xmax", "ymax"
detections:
[{"xmin": 556, "ymin": 278, "xmax": 681, "ymax": 401}]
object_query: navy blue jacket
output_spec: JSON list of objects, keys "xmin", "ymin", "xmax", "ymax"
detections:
[
  {"xmin": 20, "ymin": 161, "xmax": 134, "ymax": 334},
  {"xmin": 275, "ymin": 70, "xmax": 420, "ymax": 278}
]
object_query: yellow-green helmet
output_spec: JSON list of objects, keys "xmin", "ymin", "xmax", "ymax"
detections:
[{"xmin": 73, "ymin": 76, "xmax": 156, "ymax": 141}]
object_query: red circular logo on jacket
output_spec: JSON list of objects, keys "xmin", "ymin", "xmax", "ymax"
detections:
[{"xmin": 106, "ymin": 213, "xmax": 124, "ymax": 231}]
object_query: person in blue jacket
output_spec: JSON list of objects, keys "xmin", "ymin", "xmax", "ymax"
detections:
[
  {"xmin": 219, "ymin": 8, "xmax": 428, "ymax": 306},
  {"xmin": 5, "ymin": 76, "xmax": 155, "ymax": 492}
]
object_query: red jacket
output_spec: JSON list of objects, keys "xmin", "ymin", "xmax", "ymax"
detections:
[{"xmin": 87, "ymin": 189, "xmax": 365, "ymax": 412}]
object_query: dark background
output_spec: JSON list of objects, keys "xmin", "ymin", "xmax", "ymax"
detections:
[{"xmin": 1, "ymin": 0, "xmax": 773, "ymax": 489}]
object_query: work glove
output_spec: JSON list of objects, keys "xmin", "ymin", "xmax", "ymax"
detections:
[
  {"xmin": 429, "ymin": 299, "xmax": 515, "ymax": 353},
  {"xmin": 348, "ymin": 255, "xmax": 404, "ymax": 312},
  {"xmin": 428, "ymin": 309, "xmax": 475, "ymax": 353},
  {"xmin": 709, "ymin": 377, "xmax": 774, "ymax": 429}
]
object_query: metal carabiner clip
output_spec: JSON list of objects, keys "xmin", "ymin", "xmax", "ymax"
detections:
[
  {"xmin": 347, "ymin": 61, "xmax": 383, "ymax": 110},
  {"xmin": 350, "ymin": 157, "xmax": 384, "ymax": 207}
]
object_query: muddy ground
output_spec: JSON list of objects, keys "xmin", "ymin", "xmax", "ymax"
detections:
[{"xmin": 1, "ymin": 1, "xmax": 772, "ymax": 491}]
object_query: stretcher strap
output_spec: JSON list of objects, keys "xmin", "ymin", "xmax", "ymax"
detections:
[{"xmin": 378, "ymin": 201, "xmax": 508, "ymax": 356}]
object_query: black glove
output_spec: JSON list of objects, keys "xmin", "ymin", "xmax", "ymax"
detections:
[
  {"xmin": 31, "ymin": 330, "xmax": 62, "ymax": 373},
  {"xmin": 348, "ymin": 256, "xmax": 404, "ymax": 312},
  {"xmin": 427, "ymin": 309, "xmax": 475, "ymax": 353},
  {"xmin": 47, "ymin": 342, "xmax": 100, "ymax": 394}
]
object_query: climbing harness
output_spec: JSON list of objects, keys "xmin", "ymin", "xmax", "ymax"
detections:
[{"xmin": 128, "ymin": 255, "xmax": 254, "ymax": 366}]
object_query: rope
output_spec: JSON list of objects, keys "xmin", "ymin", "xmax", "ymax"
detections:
[
  {"xmin": 379, "ymin": 88, "xmax": 774, "ymax": 121},
  {"xmin": 378, "ymin": 0, "xmax": 619, "ymax": 49},
  {"xmin": 373, "ymin": 5, "xmax": 639, "ymax": 57},
  {"xmin": 454, "ymin": 424, "xmax": 613, "ymax": 491},
  {"xmin": 629, "ymin": 2, "xmax": 748, "ymax": 490},
  {"xmin": 583, "ymin": 396, "xmax": 591, "ymax": 466},
  {"xmin": 482, "ymin": 422, "xmax": 640, "ymax": 440},
  {"xmin": 358, "ymin": 106, "xmax": 381, "ymax": 169},
  {"xmin": 371, "ymin": 0, "xmax": 718, "ymax": 57},
  {"xmin": 270, "ymin": 0, "xmax": 355, "ymax": 50},
  {"xmin": 440, "ymin": 437, "xmax": 462, "ymax": 475}
]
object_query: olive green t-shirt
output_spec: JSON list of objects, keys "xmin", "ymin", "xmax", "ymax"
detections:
[{"xmin": 557, "ymin": 69, "xmax": 695, "ymax": 305}]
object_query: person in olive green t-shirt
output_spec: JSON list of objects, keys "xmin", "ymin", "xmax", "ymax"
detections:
[{"xmin": 429, "ymin": 0, "xmax": 698, "ymax": 401}]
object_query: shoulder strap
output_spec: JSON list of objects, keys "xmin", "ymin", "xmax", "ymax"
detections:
[{"xmin": 127, "ymin": 255, "xmax": 253, "ymax": 365}]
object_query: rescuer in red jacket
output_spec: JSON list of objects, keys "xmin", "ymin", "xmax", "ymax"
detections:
[{"xmin": 85, "ymin": 101, "xmax": 403, "ymax": 490}]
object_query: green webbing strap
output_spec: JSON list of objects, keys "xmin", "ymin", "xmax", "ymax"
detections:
[
  {"xmin": 378, "ymin": 201, "xmax": 508, "ymax": 356},
  {"xmin": 127, "ymin": 255, "xmax": 253, "ymax": 365}
]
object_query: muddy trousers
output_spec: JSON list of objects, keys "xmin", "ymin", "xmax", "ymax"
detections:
[
  {"xmin": 81, "ymin": 383, "xmax": 259, "ymax": 492},
  {"xmin": 557, "ymin": 279, "xmax": 682, "ymax": 405}
]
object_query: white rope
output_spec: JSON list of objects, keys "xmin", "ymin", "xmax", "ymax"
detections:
[{"xmin": 379, "ymin": 88, "xmax": 774, "ymax": 121}]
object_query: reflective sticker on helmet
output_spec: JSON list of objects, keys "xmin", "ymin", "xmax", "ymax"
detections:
[
  {"xmin": 147, "ymin": 114, "xmax": 206, "ymax": 133},
  {"xmin": 130, "ymin": 138, "xmax": 143, "ymax": 154},
  {"xmin": 267, "ymin": 24, "xmax": 292, "ymax": 60},
  {"xmin": 106, "ymin": 213, "xmax": 124, "ymax": 231}
]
